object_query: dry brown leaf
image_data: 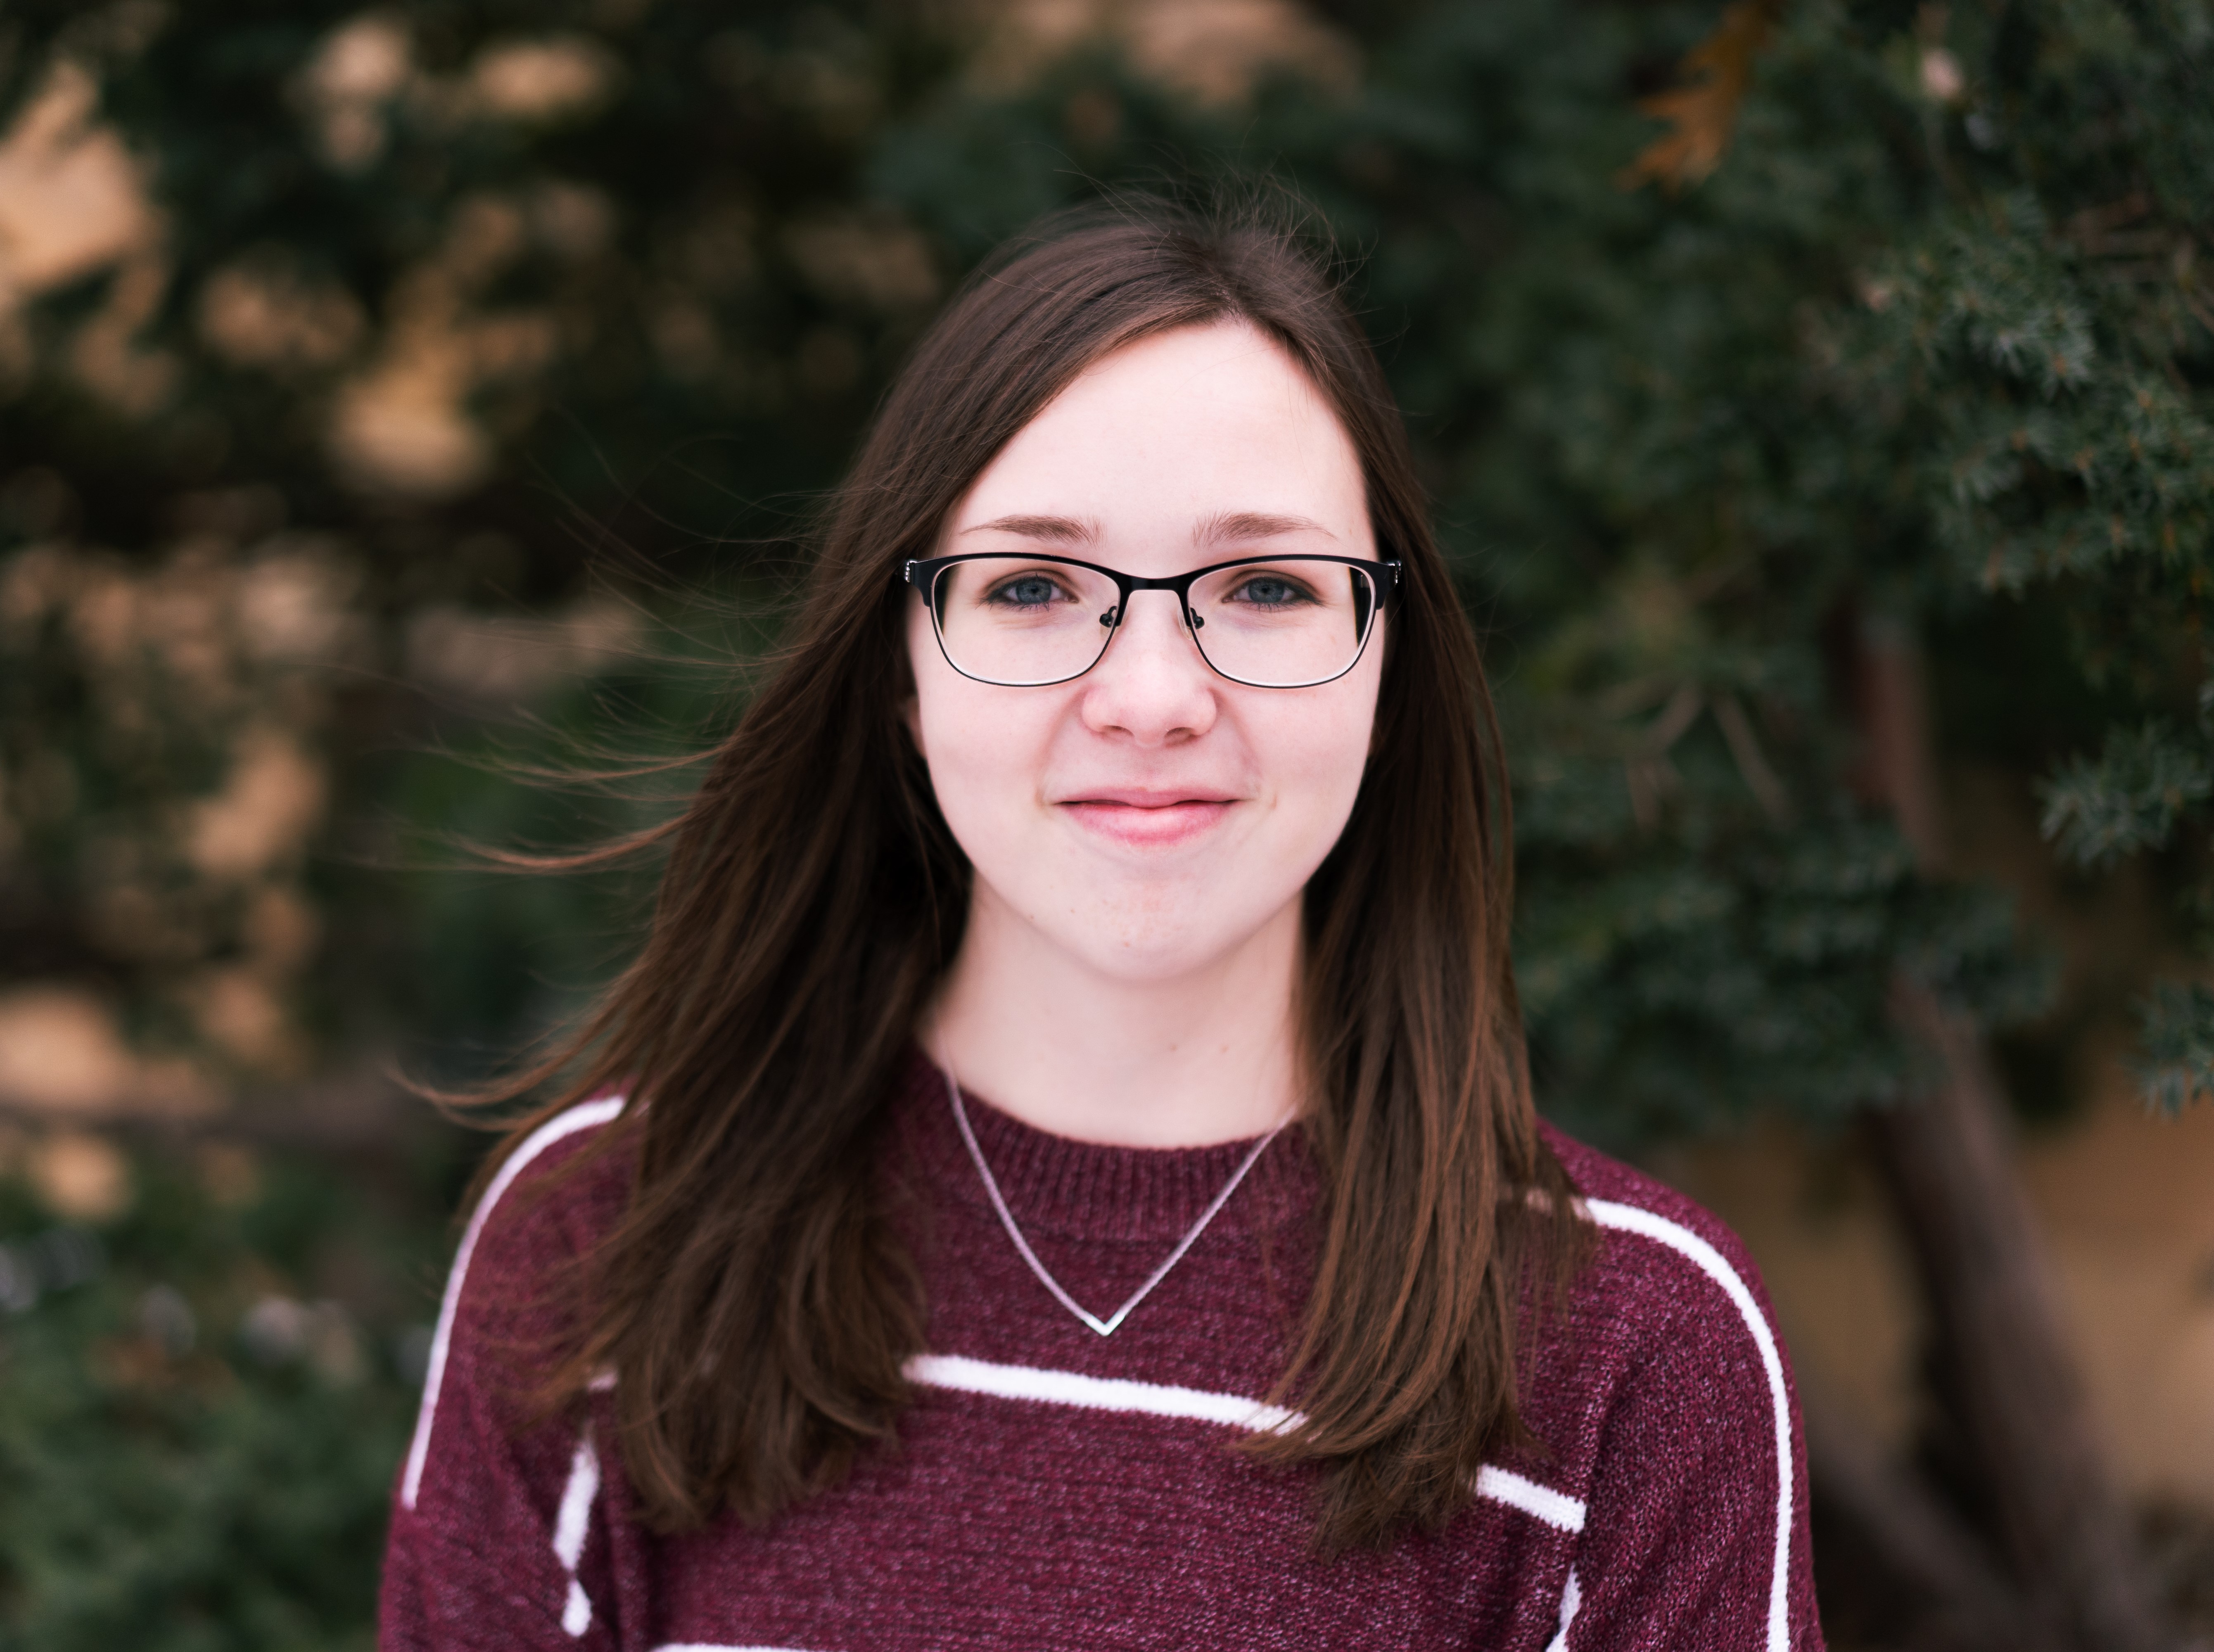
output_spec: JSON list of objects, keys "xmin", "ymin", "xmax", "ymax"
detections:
[{"xmin": 1620, "ymin": 0, "xmax": 1782, "ymax": 192}]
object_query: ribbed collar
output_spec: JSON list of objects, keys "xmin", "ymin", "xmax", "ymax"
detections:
[{"xmin": 889, "ymin": 1044, "xmax": 1317, "ymax": 1245}]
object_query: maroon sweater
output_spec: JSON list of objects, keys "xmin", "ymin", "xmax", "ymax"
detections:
[{"xmin": 381, "ymin": 1053, "xmax": 1823, "ymax": 1650}]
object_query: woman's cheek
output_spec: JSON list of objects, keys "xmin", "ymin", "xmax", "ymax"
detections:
[
  {"xmin": 1274, "ymin": 695, "xmax": 1375, "ymax": 857},
  {"xmin": 918, "ymin": 690, "xmax": 1054, "ymax": 876}
]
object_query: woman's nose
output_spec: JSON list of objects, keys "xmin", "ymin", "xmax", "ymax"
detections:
[{"xmin": 1079, "ymin": 590, "xmax": 1219, "ymax": 745}]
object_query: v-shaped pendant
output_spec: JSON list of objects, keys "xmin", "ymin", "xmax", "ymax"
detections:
[{"xmin": 941, "ymin": 1061, "xmax": 1288, "ymax": 1337}]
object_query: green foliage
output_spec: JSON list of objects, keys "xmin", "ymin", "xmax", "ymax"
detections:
[
  {"xmin": 0, "ymin": 0, "xmax": 979, "ymax": 1104},
  {"xmin": 1518, "ymin": 813, "xmax": 2053, "ymax": 1141},
  {"xmin": 0, "ymin": 0, "xmax": 963, "ymax": 565},
  {"xmin": 2038, "ymin": 718, "xmax": 2213, "ymax": 870},
  {"xmin": 0, "ymin": 1138, "xmax": 467, "ymax": 1651},
  {"xmin": 2135, "ymin": 980, "xmax": 2214, "ymax": 1114},
  {"xmin": 365, "ymin": 593, "xmax": 776, "ymax": 1070}
]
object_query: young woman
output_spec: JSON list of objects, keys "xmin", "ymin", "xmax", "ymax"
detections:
[{"xmin": 380, "ymin": 206, "xmax": 1822, "ymax": 1651}]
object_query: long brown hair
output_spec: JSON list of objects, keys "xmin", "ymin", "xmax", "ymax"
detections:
[{"xmin": 486, "ymin": 199, "xmax": 1578, "ymax": 1555}]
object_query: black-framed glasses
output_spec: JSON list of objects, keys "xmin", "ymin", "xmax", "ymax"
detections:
[{"xmin": 903, "ymin": 552, "xmax": 1400, "ymax": 689}]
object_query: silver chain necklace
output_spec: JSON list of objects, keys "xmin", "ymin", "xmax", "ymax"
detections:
[{"xmin": 939, "ymin": 1058, "xmax": 1290, "ymax": 1338}]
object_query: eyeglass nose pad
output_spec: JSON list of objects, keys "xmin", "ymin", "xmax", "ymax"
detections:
[{"xmin": 1098, "ymin": 606, "xmax": 1118, "ymax": 628}]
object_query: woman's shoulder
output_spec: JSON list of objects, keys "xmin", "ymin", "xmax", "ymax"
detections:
[
  {"xmin": 1515, "ymin": 1131, "xmax": 1819, "ymax": 1649},
  {"xmin": 394, "ymin": 1093, "xmax": 631, "ymax": 1514},
  {"xmin": 1530, "ymin": 1117, "xmax": 1792, "ymax": 1416},
  {"xmin": 423, "ymin": 1094, "xmax": 634, "ymax": 1392},
  {"xmin": 450, "ymin": 1094, "xmax": 634, "ymax": 1303},
  {"xmin": 1539, "ymin": 1118, "xmax": 1767, "ymax": 1291}
]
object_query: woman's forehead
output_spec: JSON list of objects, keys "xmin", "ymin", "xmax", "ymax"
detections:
[{"xmin": 946, "ymin": 320, "xmax": 1369, "ymax": 555}]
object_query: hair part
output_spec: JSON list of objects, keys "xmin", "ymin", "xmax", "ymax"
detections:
[{"xmin": 477, "ymin": 197, "xmax": 1583, "ymax": 1553}]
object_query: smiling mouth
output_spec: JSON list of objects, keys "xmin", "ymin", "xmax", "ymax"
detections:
[{"xmin": 1058, "ymin": 793, "xmax": 1239, "ymax": 848}]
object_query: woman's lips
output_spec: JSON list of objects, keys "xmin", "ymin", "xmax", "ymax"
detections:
[{"xmin": 1058, "ymin": 792, "xmax": 1239, "ymax": 848}]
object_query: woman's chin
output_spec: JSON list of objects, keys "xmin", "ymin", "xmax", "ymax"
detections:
[{"xmin": 1049, "ymin": 909, "xmax": 1284, "ymax": 987}]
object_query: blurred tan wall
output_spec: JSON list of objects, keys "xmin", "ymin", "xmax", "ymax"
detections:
[{"xmin": 1660, "ymin": 1088, "xmax": 2214, "ymax": 1508}]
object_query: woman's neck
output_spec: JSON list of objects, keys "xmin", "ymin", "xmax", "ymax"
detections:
[{"xmin": 926, "ymin": 889, "xmax": 1304, "ymax": 1149}]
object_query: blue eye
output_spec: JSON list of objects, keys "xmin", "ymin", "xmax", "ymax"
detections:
[
  {"xmin": 988, "ymin": 575, "xmax": 1068, "ymax": 608},
  {"xmin": 1229, "ymin": 576, "xmax": 1310, "ymax": 608}
]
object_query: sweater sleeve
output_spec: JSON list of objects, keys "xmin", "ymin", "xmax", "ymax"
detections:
[
  {"xmin": 1546, "ymin": 1212, "xmax": 1824, "ymax": 1652},
  {"xmin": 380, "ymin": 1101, "xmax": 632, "ymax": 1652}
]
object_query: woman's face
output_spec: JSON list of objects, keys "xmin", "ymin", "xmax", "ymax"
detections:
[{"xmin": 906, "ymin": 320, "xmax": 1383, "ymax": 985}]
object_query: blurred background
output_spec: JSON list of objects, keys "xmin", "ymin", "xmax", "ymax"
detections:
[{"xmin": 0, "ymin": 0, "xmax": 2209, "ymax": 1647}]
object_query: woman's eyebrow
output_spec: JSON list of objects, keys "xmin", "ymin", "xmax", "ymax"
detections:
[
  {"xmin": 960, "ymin": 514, "xmax": 1099, "ymax": 544},
  {"xmin": 1196, "ymin": 510, "xmax": 1334, "ymax": 546}
]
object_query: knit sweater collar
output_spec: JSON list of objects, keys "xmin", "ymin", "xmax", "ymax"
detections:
[{"xmin": 890, "ymin": 1044, "xmax": 1317, "ymax": 1246}]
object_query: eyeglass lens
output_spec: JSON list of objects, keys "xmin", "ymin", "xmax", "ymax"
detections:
[{"xmin": 930, "ymin": 557, "xmax": 1377, "ymax": 688}]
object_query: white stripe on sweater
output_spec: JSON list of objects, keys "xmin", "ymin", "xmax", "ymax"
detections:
[
  {"xmin": 1476, "ymin": 1466, "xmax": 1585, "ymax": 1534},
  {"xmin": 904, "ymin": 1351, "xmax": 1303, "ymax": 1434},
  {"xmin": 904, "ymin": 1352, "xmax": 1589, "ymax": 1534},
  {"xmin": 399, "ymin": 1096, "xmax": 625, "ymax": 1510},
  {"xmin": 553, "ymin": 1429, "xmax": 601, "ymax": 1571},
  {"xmin": 1585, "ymin": 1198, "xmax": 1794, "ymax": 1652},
  {"xmin": 1544, "ymin": 1567, "xmax": 1584, "ymax": 1652},
  {"xmin": 562, "ymin": 1581, "xmax": 594, "ymax": 1638}
]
